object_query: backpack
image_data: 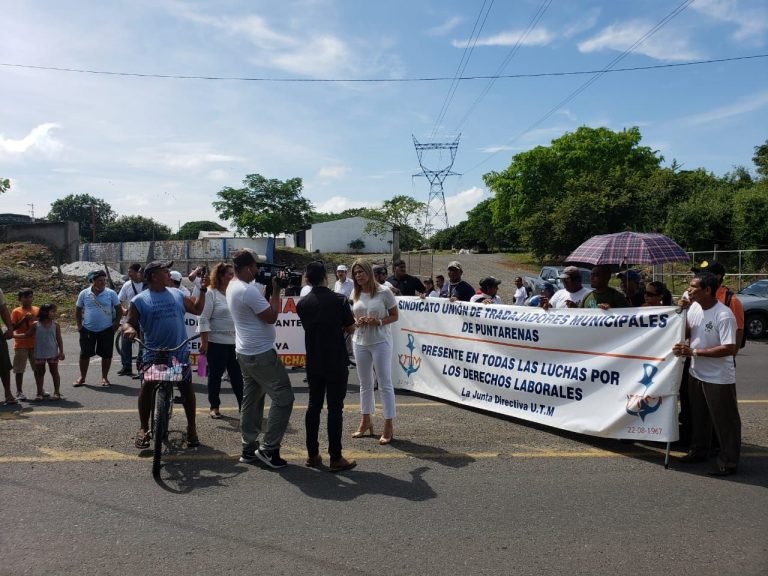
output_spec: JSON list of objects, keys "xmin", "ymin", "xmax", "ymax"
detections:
[{"xmin": 724, "ymin": 289, "xmax": 747, "ymax": 348}]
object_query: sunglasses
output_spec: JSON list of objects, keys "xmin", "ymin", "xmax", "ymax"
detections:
[{"xmin": 645, "ymin": 291, "xmax": 661, "ymax": 297}]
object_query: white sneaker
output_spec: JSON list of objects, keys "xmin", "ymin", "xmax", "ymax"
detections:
[{"xmin": 16, "ymin": 392, "xmax": 27, "ymax": 401}]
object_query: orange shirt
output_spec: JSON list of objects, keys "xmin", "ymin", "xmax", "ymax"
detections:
[
  {"xmin": 11, "ymin": 306, "xmax": 39, "ymax": 349},
  {"xmin": 716, "ymin": 286, "xmax": 744, "ymax": 330}
]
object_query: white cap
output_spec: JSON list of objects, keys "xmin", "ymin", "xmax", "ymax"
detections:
[
  {"xmin": 337, "ymin": 264, "xmax": 348, "ymax": 272},
  {"xmin": 170, "ymin": 271, "xmax": 183, "ymax": 282}
]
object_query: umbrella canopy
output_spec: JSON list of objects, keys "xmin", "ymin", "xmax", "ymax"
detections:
[{"xmin": 566, "ymin": 232, "xmax": 689, "ymax": 266}]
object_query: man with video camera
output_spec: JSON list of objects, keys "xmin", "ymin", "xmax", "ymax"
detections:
[{"xmin": 227, "ymin": 249, "xmax": 294, "ymax": 469}]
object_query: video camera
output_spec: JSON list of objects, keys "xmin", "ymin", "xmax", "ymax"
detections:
[{"xmin": 256, "ymin": 263, "xmax": 303, "ymax": 290}]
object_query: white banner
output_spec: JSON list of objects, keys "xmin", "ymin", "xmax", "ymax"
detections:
[{"xmin": 392, "ymin": 298, "xmax": 685, "ymax": 442}]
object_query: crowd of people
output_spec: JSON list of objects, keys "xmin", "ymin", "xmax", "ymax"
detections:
[{"xmin": 0, "ymin": 255, "xmax": 744, "ymax": 476}]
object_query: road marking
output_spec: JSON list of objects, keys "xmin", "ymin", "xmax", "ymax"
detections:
[
  {"xmin": 2, "ymin": 399, "xmax": 766, "ymax": 420},
  {"xmin": 1, "ymin": 447, "xmax": 766, "ymax": 465}
]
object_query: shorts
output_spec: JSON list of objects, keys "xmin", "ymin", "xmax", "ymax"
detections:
[
  {"xmin": 79, "ymin": 327, "xmax": 115, "ymax": 359},
  {"xmin": 0, "ymin": 339, "xmax": 10, "ymax": 374},
  {"xmin": 13, "ymin": 348, "xmax": 35, "ymax": 373},
  {"xmin": 35, "ymin": 357, "xmax": 59, "ymax": 367}
]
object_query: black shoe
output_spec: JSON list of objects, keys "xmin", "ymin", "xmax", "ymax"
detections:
[
  {"xmin": 708, "ymin": 465, "xmax": 737, "ymax": 477},
  {"xmin": 117, "ymin": 368, "xmax": 133, "ymax": 376},
  {"xmin": 132, "ymin": 373, "xmax": 142, "ymax": 380},
  {"xmin": 678, "ymin": 450, "xmax": 708, "ymax": 463},
  {"xmin": 255, "ymin": 448, "xmax": 288, "ymax": 469},
  {"xmin": 239, "ymin": 450, "xmax": 259, "ymax": 464}
]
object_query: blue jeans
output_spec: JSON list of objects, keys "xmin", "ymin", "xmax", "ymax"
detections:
[
  {"xmin": 237, "ymin": 349, "xmax": 294, "ymax": 453},
  {"xmin": 206, "ymin": 341, "xmax": 243, "ymax": 410}
]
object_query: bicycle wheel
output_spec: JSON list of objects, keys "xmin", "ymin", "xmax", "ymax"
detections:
[
  {"xmin": 151, "ymin": 384, "xmax": 170, "ymax": 477},
  {"xmin": 114, "ymin": 329, "xmax": 123, "ymax": 357}
]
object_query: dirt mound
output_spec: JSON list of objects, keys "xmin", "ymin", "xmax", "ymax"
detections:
[{"xmin": 0, "ymin": 243, "xmax": 85, "ymax": 325}]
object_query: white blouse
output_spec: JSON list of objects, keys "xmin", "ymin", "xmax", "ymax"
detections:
[{"xmin": 351, "ymin": 284, "xmax": 398, "ymax": 347}]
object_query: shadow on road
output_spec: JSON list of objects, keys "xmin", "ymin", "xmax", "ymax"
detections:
[
  {"xmin": 281, "ymin": 464, "xmax": 436, "ymax": 502},
  {"xmin": 385, "ymin": 438, "xmax": 476, "ymax": 468}
]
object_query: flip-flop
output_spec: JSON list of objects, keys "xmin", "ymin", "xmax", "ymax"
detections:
[
  {"xmin": 3, "ymin": 398, "xmax": 18, "ymax": 406},
  {"xmin": 73, "ymin": 379, "xmax": 85, "ymax": 387},
  {"xmin": 135, "ymin": 430, "xmax": 150, "ymax": 449},
  {"xmin": 50, "ymin": 394, "xmax": 63, "ymax": 401},
  {"xmin": 100, "ymin": 379, "xmax": 111, "ymax": 387}
]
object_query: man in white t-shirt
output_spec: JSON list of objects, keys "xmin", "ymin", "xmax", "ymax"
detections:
[
  {"xmin": 116, "ymin": 263, "xmax": 144, "ymax": 376},
  {"xmin": 227, "ymin": 249, "xmax": 294, "ymax": 470},
  {"xmin": 333, "ymin": 265, "xmax": 354, "ymax": 298},
  {"xmin": 512, "ymin": 277, "xmax": 527, "ymax": 305},
  {"xmin": 673, "ymin": 272, "xmax": 740, "ymax": 476},
  {"xmin": 545, "ymin": 266, "xmax": 592, "ymax": 309}
]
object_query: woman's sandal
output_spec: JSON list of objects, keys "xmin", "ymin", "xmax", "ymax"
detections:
[
  {"xmin": 135, "ymin": 430, "xmax": 150, "ymax": 449},
  {"xmin": 100, "ymin": 379, "xmax": 111, "ymax": 387},
  {"xmin": 51, "ymin": 393, "xmax": 63, "ymax": 401},
  {"xmin": 73, "ymin": 378, "xmax": 85, "ymax": 387}
]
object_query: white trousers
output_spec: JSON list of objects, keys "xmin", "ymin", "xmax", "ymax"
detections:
[{"xmin": 353, "ymin": 340, "xmax": 396, "ymax": 420}]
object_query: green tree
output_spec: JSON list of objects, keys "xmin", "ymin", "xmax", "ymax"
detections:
[
  {"xmin": 0, "ymin": 178, "xmax": 9, "ymax": 194},
  {"xmin": 484, "ymin": 126, "xmax": 664, "ymax": 260},
  {"xmin": 364, "ymin": 195, "xmax": 426, "ymax": 251},
  {"xmin": 311, "ymin": 207, "xmax": 371, "ymax": 224},
  {"xmin": 753, "ymin": 140, "xmax": 768, "ymax": 179},
  {"xmin": 46, "ymin": 193, "xmax": 117, "ymax": 242},
  {"xmin": 213, "ymin": 174, "xmax": 313, "ymax": 237},
  {"xmin": 101, "ymin": 215, "xmax": 172, "ymax": 242},
  {"xmin": 175, "ymin": 220, "xmax": 228, "ymax": 240}
]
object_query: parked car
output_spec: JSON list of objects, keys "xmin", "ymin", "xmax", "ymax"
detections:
[
  {"xmin": 539, "ymin": 266, "xmax": 592, "ymax": 291},
  {"xmin": 738, "ymin": 280, "xmax": 768, "ymax": 339}
]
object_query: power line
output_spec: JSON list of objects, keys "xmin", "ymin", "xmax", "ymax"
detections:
[
  {"xmin": 1, "ymin": 53, "xmax": 764, "ymax": 83},
  {"xmin": 454, "ymin": 0, "xmax": 553, "ymax": 133},
  {"xmin": 430, "ymin": 0, "xmax": 494, "ymax": 137},
  {"xmin": 465, "ymin": 0, "xmax": 699, "ymax": 174}
]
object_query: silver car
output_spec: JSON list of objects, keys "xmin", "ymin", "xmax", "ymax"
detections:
[{"xmin": 739, "ymin": 280, "xmax": 768, "ymax": 339}]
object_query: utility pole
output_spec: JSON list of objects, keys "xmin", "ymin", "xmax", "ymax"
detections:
[
  {"xmin": 27, "ymin": 203, "xmax": 35, "ymax": 222},
  {"xmin": 412, "ymin": 134, "xmax": 461, "ymax": 237}
]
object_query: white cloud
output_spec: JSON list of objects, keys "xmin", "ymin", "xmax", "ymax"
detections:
[
  {"xmin": 452, "ymin": 28, "xmax": 553, "ymax": 48},
  {"xmin": 445, "ymin": 186, "xmax": 489, "ymax": 226},
  {"xmin": 562, "ymin": 11, "xmax": 600, "ymax": 38},
  {"xmin": 129, "ymin": 143, "xmax": 244, "ymax": 170},
  {"xmin": 686, "ymin": 89, "xmax": 768, "ymax": 125},
  {"xmin": 691, "ymin": 0, "xmax": 768, "ymax": 42},
  {"xmin": 313, "ymin": 195, "xmax": 376, "ymax": 213},
  {"xmin": 207, "ymin": 169, "xmax": 230, "ymax": 182},
  {"xmin": 479, "ymin": 145, "xmax": 514, "ymax": 154},
  {"xmin": 170, "ymin": 5, "xmax": 359, "ymax": 77},
  {"xmin": 317, "ymin": 164, "xmax": 351, "ymax": 179},
  {"xmin": 428, "ymin": 16, "xmax": 463, "ymax": 37},
  {"xmin": 578, "ymin": 21, "xmax": 700, "ymax": 61},
  {"xmin": 0, "ymin": 123, "xmax": 63, "ymax": 158}
]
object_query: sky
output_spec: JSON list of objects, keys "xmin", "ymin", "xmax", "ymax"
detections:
[{"xmin": 1, "ymin": 0, "xmax": 767, "ymax": 234}]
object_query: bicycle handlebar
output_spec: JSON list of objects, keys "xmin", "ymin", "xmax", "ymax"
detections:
[{"xmin": 132, "ymin": 334, "xmax": 200, "ymax": 353}]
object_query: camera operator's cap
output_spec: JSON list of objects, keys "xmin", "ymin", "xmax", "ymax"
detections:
[
  {"xmin": 373, "ymin": 265, "xmax": 387, "ymax": 274},
  {"xmin": 616, "ymin": 269, "xmax": 641, "ymax": 282},
  {"xmin": 169, "ymin": 271, "xmax": 183, "ymax": 282},
  {"xmin": 143, "ymin": 260, "xmax": 173, "ymax": 279},
  {"xmin": 479, "ymin": 276, "xmax": 501, "ymax": 289},
  {"xmin": 337, "ymin": 264, "xmax": 348, "ymax": 272},
  {"xmin": 692, "ymin": 260, "xmax": 725, "ymax": 276},
  {"xmin": 447, "ymin": 260, "xmax": 462, "ymax": 271},
  {"xmin": 557, "ymin": 266, "xmax": 581, "ymax": 279}
]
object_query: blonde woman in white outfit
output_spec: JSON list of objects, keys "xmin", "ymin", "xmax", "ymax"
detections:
[{"xmin": 350, "ymin": 259, "xmax": 399, "ymax": 445}]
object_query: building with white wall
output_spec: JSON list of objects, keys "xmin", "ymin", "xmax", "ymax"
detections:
[{"xmin": 300, "ymin": 217, "xmax": 393, "ymax": 253}]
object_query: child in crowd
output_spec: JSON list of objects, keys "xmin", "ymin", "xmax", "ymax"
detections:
[
  {"xmin": 16, "ymin": 304, "xmax": 65, "ymax": 401},
  {"xmin": 11, "ymin": 288, "xmax": 39, "ymax": 401}
]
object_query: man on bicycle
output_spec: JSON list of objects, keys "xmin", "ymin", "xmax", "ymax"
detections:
[{"xmin": 123, "ymin": 260, "xmax": 208, "ymax": 449}]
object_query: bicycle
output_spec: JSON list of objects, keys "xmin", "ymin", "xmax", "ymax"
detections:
[{"xmin": 134, "ymin": 334, "xmax": 199, "ymax": 477}]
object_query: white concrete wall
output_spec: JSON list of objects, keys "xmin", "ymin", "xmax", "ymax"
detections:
[{"xmin": 308, "ymin": 217, "xmax": 391, "ymax": 253}]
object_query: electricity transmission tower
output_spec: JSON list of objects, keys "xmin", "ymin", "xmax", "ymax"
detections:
[{"xmin": 412, "ymin": 134, "xmax": 461, "ymax": 237}]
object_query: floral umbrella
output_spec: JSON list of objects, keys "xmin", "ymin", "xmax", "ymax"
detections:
[{"xmin": 565, "ymin": 232, "xmax": 689, "ymax": 266}]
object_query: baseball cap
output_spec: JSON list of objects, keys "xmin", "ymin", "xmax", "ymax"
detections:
[
  {"xmin": 479, "ymin": 276, "xmax": 501, "ymax": 289},
  {"xmin": 447, "ymin": 260, "xmax": 462, "ymax": 271},
  {"xmin": 87, "ymin": 270, "xmax": 107, "ymax": 282},
  {"xmin": 143, "ymin": 260, "xmax": 173, "ymax": 280},
  {"xmin": 692, "ymin": 260, "xmax": 725, "ymax": 276},
  {"xmin": 337, "ymin": 264, "xmax": 348, "ymax": 272},
  {"xmin": 557, "ymin": 266, "xmax": 581, "ymax": 280},
  {"xmin": 170, "ymin": 271, "xmax": 183, "ymax": 282},
  {"xmin": 373, "ymin": 265, "xmax": 387, "ymax": 274},
  {"xmin": 616, "ymin": 270, "xmax": 641, "ymax": 282}
]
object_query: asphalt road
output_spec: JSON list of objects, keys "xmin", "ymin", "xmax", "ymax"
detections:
[{"xmin": 1, "ymin": 331, "xmax": 767, "ymax": 576}]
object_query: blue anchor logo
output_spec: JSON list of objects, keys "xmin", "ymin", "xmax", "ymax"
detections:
[
  {"xmin": 626, "ymin": 363, "xmax": 662, "ymax": 421},
  {"xmin": 398, "ymin": 334, "xmax": 421, "ymax": 377}
]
